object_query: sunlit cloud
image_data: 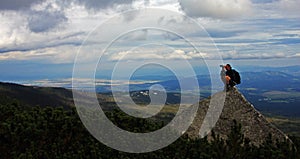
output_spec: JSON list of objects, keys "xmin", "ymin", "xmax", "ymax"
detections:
[
  {"xmin": 179, "ymin": 0, "xmax": 253, "ymax": 19},
  {"xmin": 108, "ymin": 49, "xmax": 210, "ymax": 61}
]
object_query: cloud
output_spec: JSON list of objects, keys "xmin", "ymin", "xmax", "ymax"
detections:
[
  {"xmin": 108, "ymin": 49, "xmax": 209, "ymax": 61},
  {"xmin": 179, "ymin": 0, "xmax": 253, "ymax": 18},
  {"xmin": 251, "ymin": 0, "xmax": 279, "ymax": 4},
  {"xmin": 123, "ymin": 29, "xmax": 148, "ymax": 41},
  {"xmin": 221, "ymin": 50, "xmax": 288, "ymax": 60},
  {"xmin": 0, "ymin": 0, "xmax": 42, "ymax": 10},
  {"xmin": 0, "ymin": 0, "xmax": 299, "ymax": 68},
  {"xmin": 108, "ymin": 50, "xmax": 163, "ymax": 61},
  {"xmin": 0, "ymin": 45, "xmax": 78, "ymax": 63},
  {"xmin": 0, "ymin": 50, "xmax": 54, "ymax": 61},
  {"xmin": 252, "ymin": 0, "xmax": 300, "ymax": 18},
  {"xmin": 75, "ymin": 0, "xmax": 134, "ymax": 10},
  {"xmin": 28, "ymin": 10, "xmax": 67, "ymax": 33},
  {"xmin": 108, "ymin": 49, "xmax": 294, "ymax": 61},
  {"xmin": 277, "ymin": 0, "xmax": 300, "ymax": 16},
  {"xmin": 270, "ymin": 38, "xmax": 300, "ymax": 45},
  {"xmin": 0, "ymin": 0, "xmax": 134, "ymax": 11},
  {"xmin": 289, "ymin": 53, "xmax": 300, "ymax": 58},
  {"xmin": 206, "ymin": 29, "xmax": 246, "ymax": 38},
  {"xmin": 0, "ymin": 31, "xmax": 84, "ymax": 54}
]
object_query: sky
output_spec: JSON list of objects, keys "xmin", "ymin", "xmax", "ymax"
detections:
[{"xmin": 0, "ymin": 0, "xmax": 300, "ymax": 82}]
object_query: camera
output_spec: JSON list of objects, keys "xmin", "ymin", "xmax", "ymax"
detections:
[{"xmin": 220, "ymin": 65, "xmax": 224, "ymax": 67}]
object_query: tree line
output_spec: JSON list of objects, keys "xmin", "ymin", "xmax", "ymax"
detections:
[{"xmin": 0, "ymin": 99, "xmax": 299, "ymax": 159}]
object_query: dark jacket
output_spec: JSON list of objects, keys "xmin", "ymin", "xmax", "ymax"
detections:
[{"xmin": 226, "ymin": 69, "xmax": 237, "ymax": 86}]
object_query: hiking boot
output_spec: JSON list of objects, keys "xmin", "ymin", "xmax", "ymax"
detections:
[
  {"xmin": 223, "ymin": 85, "xmax": 230, "ymax": 92},
  {"xmin": 225, "ymin": 85, "xmax": 234, "ymax": 92}
]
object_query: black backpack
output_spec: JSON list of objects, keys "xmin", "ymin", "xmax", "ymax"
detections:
[{"xmin": 232, "ymin": 70, "xmax": 241, "ymax": 85}]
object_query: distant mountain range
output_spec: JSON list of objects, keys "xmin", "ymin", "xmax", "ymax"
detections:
[
  {"xmin": 2, "ymin": 68, "xmax": 299, "ymax": 118},
  {"xmin": 1, "ymin": 65, "xmax": 300, "ymax": 119},
  {"xmin": 95, "ymin": 70, "xmax": 300, "ymax": 117}
]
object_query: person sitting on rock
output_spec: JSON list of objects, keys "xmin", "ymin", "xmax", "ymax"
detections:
[{"xmin": 221, "ymin": 64, "xmax": 241, "ymax": 91}]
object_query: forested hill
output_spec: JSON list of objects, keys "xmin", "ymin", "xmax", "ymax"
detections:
[{"xmin": 0, "ymin": 82, "xmax": 74, "ymax": 109}]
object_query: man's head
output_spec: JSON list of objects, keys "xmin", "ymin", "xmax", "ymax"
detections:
[{"xmin": 225, "ymin": 64, "xmax": 231, "ymax": 70}]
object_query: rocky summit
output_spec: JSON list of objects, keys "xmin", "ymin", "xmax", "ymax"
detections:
[{"xmin": 186, "ymin": 87, "xmax": 291, "ymax": 146}]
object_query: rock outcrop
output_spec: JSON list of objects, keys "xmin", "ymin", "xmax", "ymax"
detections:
[{"xmin": 186, "ymin": 87, "xmax": 291, "ymax": 146}]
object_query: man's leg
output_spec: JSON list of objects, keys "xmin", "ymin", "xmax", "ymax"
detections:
[
  {"xmin": 224, "ymin": 76, "xmax": 231, "ymax": 91},
  {"xmin": 225, "ymin": 76, "xmax": 231, "ymax": 84}
]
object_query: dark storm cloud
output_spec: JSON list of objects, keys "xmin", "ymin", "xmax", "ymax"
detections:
[
  {"xmin": 76, "ymin": 0, "xmax": 134, "ymax": 10},
  {"xmin": 0, "ymin": 0, "xmax": 134, "ymax": 11},
  {"xmin": 0, "ymin": 0, "xmax": 42, "ymax": 10},
  {"xmin": 27, "ymin": 10, "xmax": 67, "ymax": 33}
]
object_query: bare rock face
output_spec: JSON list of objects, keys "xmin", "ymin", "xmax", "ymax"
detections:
[{"xmin": 186, "ymin": 87, "xmax": 290, "ymax": 146}]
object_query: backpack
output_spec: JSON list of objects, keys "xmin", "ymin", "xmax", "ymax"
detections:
[{"xmin": 232, "ymin": 70, "xmax": 241, "ymax": 84}]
